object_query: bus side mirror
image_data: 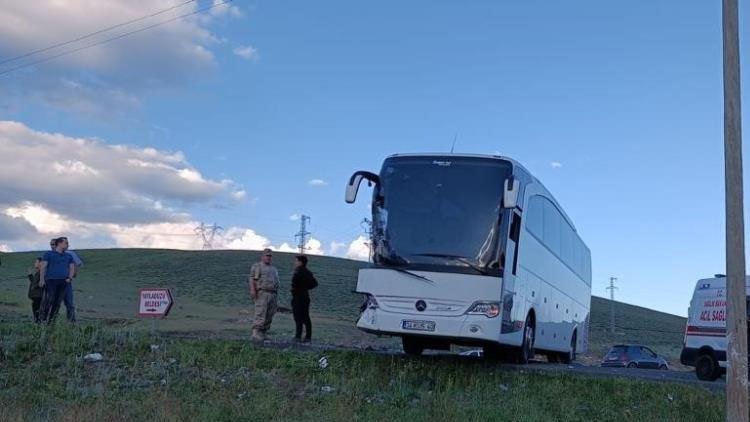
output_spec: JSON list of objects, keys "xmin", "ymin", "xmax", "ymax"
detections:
[
  {"xmin": 503, "ymin": 177, "xmax": 520, "ymax": 209},
  {"xmin": 345, "ymin": 171, "xmax": 380, "ymax": 204},
  {"xmin": 345, "ymin": 174, "xmax": 364, "ymax": 204}
]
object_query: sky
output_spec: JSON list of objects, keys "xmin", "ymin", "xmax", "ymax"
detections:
[{"xmin": 0, "ymin": 0, "xmax": 749, "ymax": 316}]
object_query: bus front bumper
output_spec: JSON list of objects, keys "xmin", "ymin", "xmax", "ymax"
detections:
[{"xmin": 356, "ymin": 307, "xmax": 505, "ymax": 344}]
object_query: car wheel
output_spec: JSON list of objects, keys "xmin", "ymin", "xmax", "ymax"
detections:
[
  {"xmin": 659, "ymin": 365, "xmax": 668, "ymax": 370},
  {"xmin": 627, "ymin": 362, "xmax": 638, "ymax": 369},
  {"xmin": 402, "ymin": 337, "xmax": 424, "ymax": 356},
  {"xmin": 695, "ymin": 354, "xmax": 720, "ymax": 381}
]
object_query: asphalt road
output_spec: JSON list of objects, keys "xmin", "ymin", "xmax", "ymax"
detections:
[{"xmin": 222, "ymin": 336, "xmax": 726, "ymax": 393}]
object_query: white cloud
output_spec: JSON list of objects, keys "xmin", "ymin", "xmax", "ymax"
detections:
[
  {"xmin": 305, "ymin": 238, "xmax": 325, "ymax": 255},
  {"xmin": 551, "ymin": 161, "xmax": 563, "ymax": 169},
  {"xmin": 346, "ymin": 236, "xmax": 371, "ymax": 261},
  {"xmin": 289, "ymin": 214, "xmax": 301, "ymax": 221},
  {"xmin": 231, "ymin": 190, "xmax": 247, "ymax": 201},
  {"xmin": 0, "ymin": 0, "xmax": 243, "ymax": 117},
  {"xmin": 0, "ymin": 121, "xmax": 246, "ymax": 224},
  {"xmin": 233, "ymin": 45, "xmax": 259, "ymax": 61},
  {"xmin": 210, "ymin": 0, "xmax": 244, "ymax": 18},
  {"xmin": 329, "ymin": 241, "xmax": 347, "ymax": 255},
  {"xmin": 275, "ymin": 238, "xmax": 325, "ymax": 256},
  {"xmin": 308, "ymin": 179, "xmax": 328, "ymax": 187},
  {"xmin": 6, "ymin": 203, "xmax": 74, "ymax": 235},
  {"xmin": 0, "ymin": 244, "xmax": 13, "ymax": 253},
  {"xmin": 221, "ymin": 227, "xmax": 272, "ymax": 250},
  {"xmin": 0, "ymin": 213, "xmax": 38, "ymax": 241}
]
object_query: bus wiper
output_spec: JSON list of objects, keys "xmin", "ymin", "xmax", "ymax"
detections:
[
  {"xmin": 388, "ymin": 267, "xmax": 435, "ymax": 284},
  {"xmin": 413, "ymin": 253, "xmax": 490, "ymax": 276}
]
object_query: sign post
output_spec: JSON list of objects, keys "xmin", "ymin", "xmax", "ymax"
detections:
[{"xmin": 138, "ymin": 288, "xmax": 174, "ymax": 335}]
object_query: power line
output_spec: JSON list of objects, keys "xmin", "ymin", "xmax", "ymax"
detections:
[
  {"xmin": 0, "ymin": 0, "xmax": 234, "ymax": 78},
  {"xmin": 606, "ymin": 277, "xmax": 618, "ymax": 335},
  {"xmin": 0, "ymin": 0, "xmax": 197, "ymax": 67},
  {"xmin": 194, "ymin": 222, "xmax": 224, "ymax": 250},
  {"xmin": 295, "ymin": 215, "xmax": 312, "ymax": 254}
]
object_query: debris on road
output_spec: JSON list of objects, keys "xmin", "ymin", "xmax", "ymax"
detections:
[{"xmin": 84, "ymin": 353, "xmax": 104, "ymax": 363}]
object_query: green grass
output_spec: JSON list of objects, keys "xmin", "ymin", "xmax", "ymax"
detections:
[
  {"xmin": 0, "ymin": 322, "xmax": 723, "ymax": 422},
  {"xmin": 0, "ymin": 249, "xmax": 687, "ymax": 361}
]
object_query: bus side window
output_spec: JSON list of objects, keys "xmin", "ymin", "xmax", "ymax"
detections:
[{"xmin": 526, "ymin": 196, "xmax": 543, "ymax": 238}]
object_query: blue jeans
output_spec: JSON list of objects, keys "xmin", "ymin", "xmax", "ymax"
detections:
[
  {"xmin": 42, "ymin": 279, "xmax": 67, "ymax": 323},
  {"xmin": 64, "ymin": 282, "xmax": 76, "ymax": 322}
]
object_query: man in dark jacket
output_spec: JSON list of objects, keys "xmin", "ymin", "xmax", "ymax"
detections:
[
  {"xmin": 27, "ymin": 257, "xmax": 43, "ymax": 323},
  {"xmin": 291, "ymin": 255, "xmax": 317, "ymax": 343}
]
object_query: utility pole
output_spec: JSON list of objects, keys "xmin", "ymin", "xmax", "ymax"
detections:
[
  {"xmin": 722, "ymin": 0, "xmax": 749, "ymax": 419},
  {"xmin": 606, "ymin": 277, "xmax": 618, "ymax": 335},
  {"xmin": 194, "ymin": 222, "xmax": 223, "ymax": 250},
  {"xmin": 295, "ymin": 215, "xmax": 311, "ymax": 254}
]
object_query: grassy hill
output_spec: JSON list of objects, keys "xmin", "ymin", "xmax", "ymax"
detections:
[{"xmin": 0, "ymin": 249, "xmax": 687, "ymax": 362}]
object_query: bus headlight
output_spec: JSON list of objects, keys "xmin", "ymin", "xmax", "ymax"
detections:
[{"xmin": 466, "ymin": 302, "xmax": 501, "ymax": 318}]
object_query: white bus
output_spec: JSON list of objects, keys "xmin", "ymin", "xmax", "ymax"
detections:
[{"xmin": 345, "ymin": 154, "xmax": 592, "ymax": 363}]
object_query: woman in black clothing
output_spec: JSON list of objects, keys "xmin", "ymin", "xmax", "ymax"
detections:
[
  {"xmin": 27, "ymin": 257, "xmax": 44, "ymax": 323},
  {"xmin": 291, "ymin": 255, "xmax": 317, "ymax": 342}
]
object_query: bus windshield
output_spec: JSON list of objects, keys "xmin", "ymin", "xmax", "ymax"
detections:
[{"xmin": 372, "ymin": 156, "xmax": 513, "ymax": 274}]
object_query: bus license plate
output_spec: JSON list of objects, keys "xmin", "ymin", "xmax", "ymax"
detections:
[{"xmin": 402, "ymin": 320, "xmax": 436, "ymax": 332}]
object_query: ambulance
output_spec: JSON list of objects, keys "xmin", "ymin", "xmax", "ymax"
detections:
[{"xmin": 680, "ymin": 275, "xmax": 750, "ymax": 381}]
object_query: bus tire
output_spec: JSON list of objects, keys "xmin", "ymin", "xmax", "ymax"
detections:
[
  {"xmin": 516, "ymin": 314, "xmax": 535, "ymax": 364},
  {"xmin": 560, "ymin": 332, "xmax": 577, "ymax": 365},
  {"xmin": 695, "ymin": 353, "xmax": 720, "ymax": 381},
  {"xmin": 402, "ymin": 336, "xmax": 424, "ymax": 356}
]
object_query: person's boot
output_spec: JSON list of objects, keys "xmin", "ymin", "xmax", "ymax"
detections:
[{"xmin": 251, "ymin": 329, "xmax": 265, "ymax": 343}]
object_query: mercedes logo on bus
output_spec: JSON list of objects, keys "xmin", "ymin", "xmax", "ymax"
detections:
[{"xmin": 415, "ymin": 300, "xmax": 427, "ymax": 312}]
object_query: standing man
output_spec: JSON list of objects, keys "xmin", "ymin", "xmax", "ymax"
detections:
[
  {"xmin": 60, "ymin": 237, "xmax": 83, "ymax": 322},
  {"xmin": 291, "ymin": 255, "xmax": 317, "ymax": 343},
  {"xmin": 249, "ymin": 248, "xmax": 279, "ymax": 342},
  {"xmin": 40, "ymin": 237, "xmax": 75, "ymax": 323}
]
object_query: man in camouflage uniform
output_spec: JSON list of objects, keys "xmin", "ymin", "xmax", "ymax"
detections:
[{"xmin": 249, "ymin": 248, "xmax": 280, "ymax": 341}]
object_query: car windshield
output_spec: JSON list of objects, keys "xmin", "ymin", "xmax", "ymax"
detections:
[{"xmin": 372, "ymin": 156, "xmax": 513, "ymax": 273}]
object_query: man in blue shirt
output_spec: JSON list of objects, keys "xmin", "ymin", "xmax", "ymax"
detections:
[
  {"xmin": 40, "ymin": 237, "xmax": 75, "ymax": 323},
  {"xmin": 57, "ymin": 237, "xmax": 83, "ymax": 322}
]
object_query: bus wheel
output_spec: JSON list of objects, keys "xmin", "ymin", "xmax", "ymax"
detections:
[
  {"xmin": 547, "ymin": 352, "xmax": 560, "ymax": 363},
  {"xmin": 402, "ymin": 337, "xmax": 424, "ymax": 356},
  {"xmin": 559, "ymin": 332, "xmax": 576, "ymax": 365},
  {"xmin": 695, "ymin": 354, "xmax": 720, "ymax": 381},
  {"xmin": 517, "ymin": 315, "xmax": 535, "ymax": 364}
]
